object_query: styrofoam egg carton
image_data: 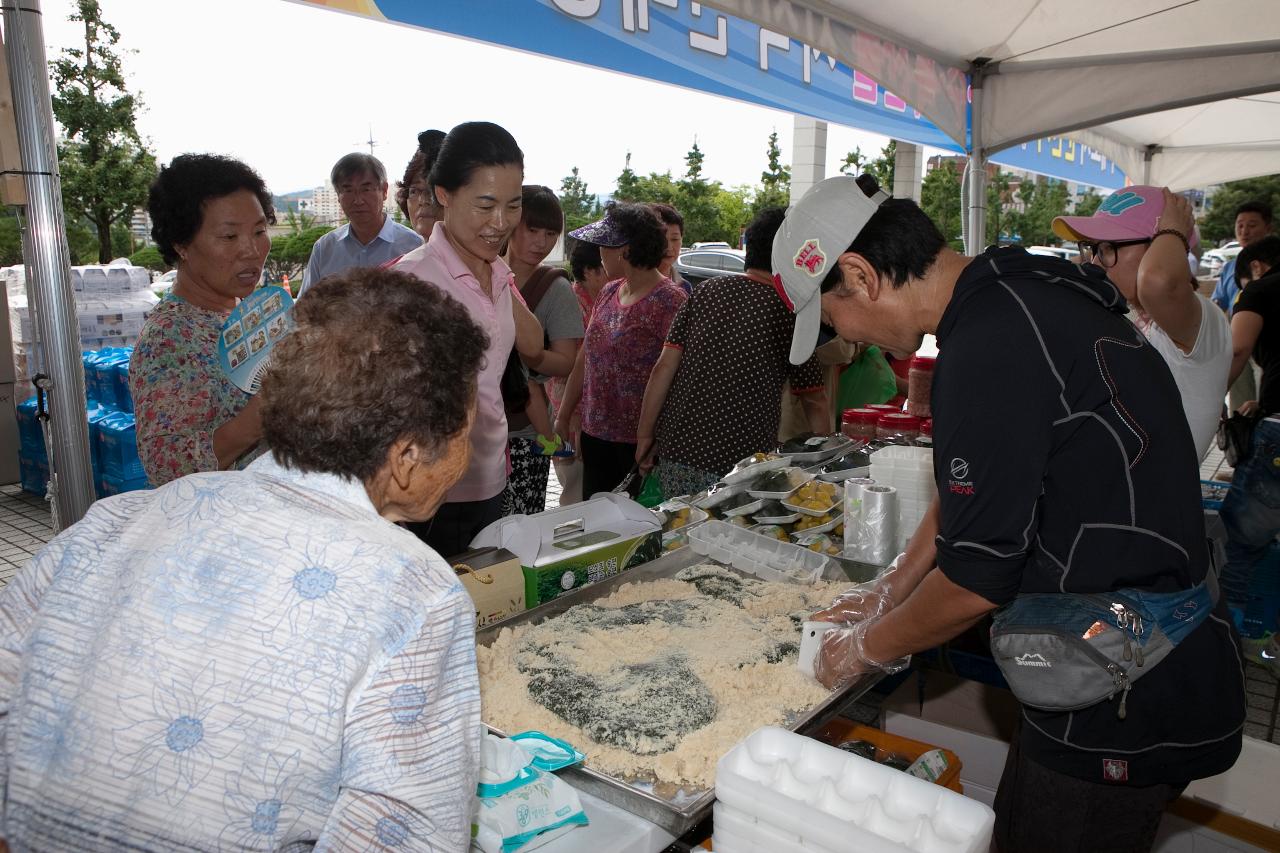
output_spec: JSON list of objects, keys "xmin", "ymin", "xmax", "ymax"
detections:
[
  {"xmin": 716, "ymin": 727, "xmax": 994, "ymax": 853},
  {"xmin": 714, "ymin": 801, "xmax": 832, "ymax": 853},
  {"xmin": 687, "ymin": 520, "xmax": 826, "ymax": 585}
]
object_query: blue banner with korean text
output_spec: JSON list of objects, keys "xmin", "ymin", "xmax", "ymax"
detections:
[{"xmin": 298, "ymin": 0, "xmax": 1126, "ymax": 188}]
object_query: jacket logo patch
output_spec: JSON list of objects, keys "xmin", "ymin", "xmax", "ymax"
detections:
[
  {"xmin": 1014, "ymin": 653, "xmax": 1051, "ymax": 668},
  {"xmin": 1103, "ymin": 758, "xmax": 1128, "ymax": 782}
]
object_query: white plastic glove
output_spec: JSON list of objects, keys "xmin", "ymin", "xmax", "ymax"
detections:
[
  {"xmin": 811, "ymin": 552, "xmax": 905, "ymax": 625},
  {"xmin": 814, "ymin": 615, "xmax": 911, "ymax": 690}
]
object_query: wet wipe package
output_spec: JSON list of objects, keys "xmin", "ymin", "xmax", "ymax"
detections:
[{"xmin": 472, "ymin": 731, "xmax": 588, "ymax": 853}]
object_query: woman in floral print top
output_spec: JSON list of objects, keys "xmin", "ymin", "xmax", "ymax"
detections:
[{"xmin": 130, "ymin": 155, "xmax": 275, "ymax": 486}]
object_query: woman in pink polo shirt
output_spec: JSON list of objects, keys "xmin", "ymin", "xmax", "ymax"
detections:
[{"xmin": 393, "ymin": 121, "xmax": 544, "ymax": 557}]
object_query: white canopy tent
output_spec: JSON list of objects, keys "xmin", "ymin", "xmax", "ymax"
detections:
[{"xmin": 713, "ymin": 0, "xmax": 1280, "ymax": 249}]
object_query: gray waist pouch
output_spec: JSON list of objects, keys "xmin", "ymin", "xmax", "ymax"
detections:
[{"xmin": 990, "ymin": 580, "xmax": 1215, "ymax": 719}]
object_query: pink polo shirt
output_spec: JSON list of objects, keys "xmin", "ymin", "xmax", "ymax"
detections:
[{"xmin": 393, "ymin": 224, "xmax": 514, "ymax": 503}]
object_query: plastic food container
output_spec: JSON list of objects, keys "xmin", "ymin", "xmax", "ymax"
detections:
[
  {"xmin": 753, "ymin": 501, "xmax": 803, "ymax": 525},
  {"xmin": 687, "ymin": 520, "xmax": 828, "ymax": 585},
  {"xmin": 876, "ymin": 413, "xmax": 922, "ymax": 444},
  {"xmin": 866, "ymin": 403, "xmax": 901, "ymax": 414},
  {"xmin": 692, "ymin": 480, "xmax": 751, "ymax": 511},
  {"xmin": 783, "ymin": 481, "xmax": 843, "ymax": 517},
  {"xmin": 714, "ymin": 726, "xmax": 994, "ymax": 853},
  {"xmin": 719, "ymin": 493, "xmax": 768, "ymax": 518},
  {"xmin": 723, "ymin": 453, "xmax": 791, "ymax": 485},
  {"xmin": 779, "ymin": 434, "xmax": 855, "ymax": 465},
  {"xmin": 907, "ymin": 355, "xmax": 935, "ymax": 419},
  {"xmin": 841, "ymin": 408, "xmax": 881, "ymax": 441},
  {"xmin": 748, "ymin": 467, "xmax": 815, "ymax": 499}
]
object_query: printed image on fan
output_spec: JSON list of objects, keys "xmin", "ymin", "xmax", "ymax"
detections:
[{"xmin": 218, "ymin": 285, "xmax": 295, "ymax": 393}]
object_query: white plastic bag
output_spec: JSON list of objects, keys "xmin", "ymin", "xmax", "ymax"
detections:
[{"xmin": 472, "ymin": 732, "xmax": 587, "ymax": 853}]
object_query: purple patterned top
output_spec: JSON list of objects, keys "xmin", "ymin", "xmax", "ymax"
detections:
[{"xmin": 580, "ymin": 277, "xmax": 686, "ymax": 442}]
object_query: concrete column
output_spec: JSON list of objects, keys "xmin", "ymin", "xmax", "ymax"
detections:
[
  {"xmin": 790, "ymin": 115, "xmax": 827, "ymax": 203},
  {"xmin": 892, "ymin": 140, "xmax": 923, "ymax": 202}
]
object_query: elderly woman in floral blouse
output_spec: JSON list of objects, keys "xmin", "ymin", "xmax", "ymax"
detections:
[{"xmin": 130, "ymin": 154, "xmax": 274, "ymax": 486}]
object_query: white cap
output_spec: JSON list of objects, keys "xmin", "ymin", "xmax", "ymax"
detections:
[{"xmin": 772, "ymin": 176, "xmax": 889, "ymax": 364}]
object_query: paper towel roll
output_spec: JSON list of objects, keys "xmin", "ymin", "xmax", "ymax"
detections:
[{"xmin": 858, "ymin": 484, "xmax": 898, "ymax": 566}]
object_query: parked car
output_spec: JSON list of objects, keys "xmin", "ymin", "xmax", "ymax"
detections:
[
  {"xmin": 690, "ymin": 241, "xmax": 733, "ymax": 250},
  {"xmin": 1201, "ymin": 244, "xmax": 1243, "ymax": 277},
  {"xmin": 154, "ymin": 269, "xmax": 177, "ymax": 293},
  {"xmin": 674, "ymin": 248, "xmax": 745, "ymax": 286}
]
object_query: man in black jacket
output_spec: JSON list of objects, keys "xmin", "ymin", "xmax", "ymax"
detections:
[{"xmin": 778, "ymin": 175, "xmax": 1244, "ymax": 853}]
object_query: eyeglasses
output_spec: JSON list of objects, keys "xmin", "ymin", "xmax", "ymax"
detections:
[{"xmin": 1078, "ymin": 238, "xmax": 1151, "ymax": 268}]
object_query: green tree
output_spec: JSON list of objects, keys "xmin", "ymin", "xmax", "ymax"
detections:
[
  {"xmin": 985, "ymin": 170, "xmax": 1013, "ymax": 245},
  {"xmin": 1011, "ymin": 178, "xmax": 1071, "ymax": 246},
  {"xmin": 839, "ymin": 146, "xmax": 867, "ymax": 176},
  {"xmin": 264, "ymin": 225, "xmax": 332, "ymax": 285},
  {"xmin": 614, "ymin": 152, "xmax": 641, "ymax": 201},
  {"xmin": 675, "ymin": 140, "xmax": 720, "ymax": 243},
  {"xmin": 129, "ymin": 244, "xmax": 165, "ymax": 272},
  {"xmin": 839, "ymin": 141, "xmax": 895, "ymax": 190},
  {"xmin": 51, "ymin": 0, "xmax": 157, "ymax": 263},
  {"xmin": 866, "ymin": 140, "xmax": 896, "ymax": 192},
  {"xmin": 1074, "ymin": 189, "xmax": 1103, "ymax": 218},
  {"xmin": 559, "ymin": 166, "xmax": 598, "ymax": 233},
  {"xmin": 921, "ymin": 161, "xmax": 963, "ymax": 250},
  {"xmin": 713, "ymin": 187, "xmax": 753, "ymax": 246},
  {"xmin": 0, "ymin": 213, "xmax": 22, "ymax": 266},
  {"xmin": 755, "ymin": 131, "xmax": 790, "ymax": 213},
  {"xmin": 1200, "ymin": 175, "xmax": 1280, "ymax": 244}
]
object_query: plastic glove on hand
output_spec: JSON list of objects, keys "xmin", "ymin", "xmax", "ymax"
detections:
[
  {"xmin": 814, "ymin": 616, "xmax": 910, "ymax": 690},
  {"xmin": 811, "ymin": 584, "xmax": 892, "ymax": 625},
  {"xmin": 810, "ymin": 552, "xmax": 905, "ymax": 625}
]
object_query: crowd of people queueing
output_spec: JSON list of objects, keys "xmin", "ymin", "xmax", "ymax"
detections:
[{"xmin": 0, "ymin": 117, "xmax": 1269, "ymax": 851}]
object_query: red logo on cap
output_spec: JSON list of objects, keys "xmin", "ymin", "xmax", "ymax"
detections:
[{"xmin": 794, "ymin": 239, "xmax": 826, "ymax": 276}]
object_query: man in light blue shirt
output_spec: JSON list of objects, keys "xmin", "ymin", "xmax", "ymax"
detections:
[
  {"xmin": 1211, "ymin": 201, "xmax": 1273, "ymax": 312},
  {"xmin": 300, "ymin": 153, "xmax": 422, "ymax": 296}
]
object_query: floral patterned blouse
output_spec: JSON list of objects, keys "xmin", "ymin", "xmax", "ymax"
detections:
[
  {"xmin": 130, "ymin": 295, "xmax": 262, "ymax": 486},
  {"xmin": 579, "ymin": 277, "xmax": 686, "ymax": 442}
]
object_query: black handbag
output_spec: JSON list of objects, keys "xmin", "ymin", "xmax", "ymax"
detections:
[
  {"xmin": 1217, "ymin": 409, "xmax": 1263, "ymax": 467},
  {"xmin": 501, "ymin": 349, "xmax": 531, "ymax": 416}
]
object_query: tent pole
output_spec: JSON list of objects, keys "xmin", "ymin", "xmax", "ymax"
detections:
[
  {"xmin": 3, "ymin": 0, "xmax": 96, "ymax": 528},
  {"xmin": 1143, "ymin": 144, "xmax": 1159, "ymax": 185},
  {"xmin": 966, "ymin": 64, "xmax": 988, "ymax": 256}
]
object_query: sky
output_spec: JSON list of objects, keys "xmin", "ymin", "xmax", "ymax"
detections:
[{"xmin": 39, "ymin": 0, "xmax": 927, "ymax": 199}]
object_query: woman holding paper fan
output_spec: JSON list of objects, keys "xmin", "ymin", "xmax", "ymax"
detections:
[{"xmin": 130, "ymin": 154, "xmax": 274, "ymax": 486}]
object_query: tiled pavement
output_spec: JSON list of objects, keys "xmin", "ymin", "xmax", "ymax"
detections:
[{"xmin": 0, "ymin": 455, "xmax": 1276, "ymax": 747}]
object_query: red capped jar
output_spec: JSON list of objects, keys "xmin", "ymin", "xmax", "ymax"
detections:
[
  {"xmin": 907, "ymin": 356, "xmax": 936, "ymax": 418},
  {"xmin": 876, "ymin": 412, "xmax": 923, "ymax": 443},
  {"xmin": 841, "ymin": 408, "xmax": 881, "ymax": 441}
]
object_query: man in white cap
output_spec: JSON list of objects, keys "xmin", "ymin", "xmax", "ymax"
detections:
[
  {"xmin": 1052, "ymin": 187, "xmax": 1230, "ymax": 460},
  {"xmin": 786, "ymin": 176, "xmax": 1243, "ymax": 852}
]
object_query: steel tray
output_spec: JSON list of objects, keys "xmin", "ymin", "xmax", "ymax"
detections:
[{"xmin": 475, "ymin": 547, "xmax": 881, "ymax": 837}]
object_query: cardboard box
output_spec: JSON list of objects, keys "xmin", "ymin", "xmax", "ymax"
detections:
[
  {"xmin": 880, "ymin": 671, "xmax": 1019, "ymax": 792},
  {"xmin": 450, "ymin": 547, "xmax": 525, "ymax": 629},
  {"xmin": 472, "ymin": 493, "xmax": 662, "ymax": 607}
]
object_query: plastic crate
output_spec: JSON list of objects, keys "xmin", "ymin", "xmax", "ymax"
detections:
[
  {"xmin": 687, "ymin": 519, "xmax": 827, "ymax": 584},
  {"xmin": 808, "ymin": 719, "xmax": 963, "ymax": 793}
]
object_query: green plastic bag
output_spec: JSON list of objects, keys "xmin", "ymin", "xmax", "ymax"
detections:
[
  {"xmin": 637, "ymin": 472, "xmax": 664, "ymax": 508},
  {"xmin": 836, "ymin": 345, "xmax": 898, "ymax": 413}
]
